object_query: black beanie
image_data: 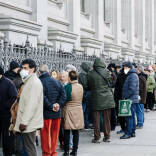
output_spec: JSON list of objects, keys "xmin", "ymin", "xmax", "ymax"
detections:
[
  {"xmin": 122, "ymin": 62, "xmax": 133, "ymax": 69},
  {"xmin": 10, "ymin": 61, "xmax": 19, "ymax": 70},
  {"xmin": 0, "ymin": 66, "xmax": 4, "ymax": 75}
]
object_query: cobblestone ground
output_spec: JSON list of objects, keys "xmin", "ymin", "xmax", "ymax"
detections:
[{"xmin": 1, "ymin": 111, "xmax": 156, "ymax": 156}]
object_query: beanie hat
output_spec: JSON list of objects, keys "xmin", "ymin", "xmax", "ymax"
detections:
[
  {"xmin": 65, "ymin": 64, "xmax": 77, "ymax": 72},
  {"xmin": 137, "ymin": 65, "xmax": 144, "ymax": 72},
  {"xmin": 0, "ymin": 66, "xmax": 4, "ymax": 75},
  {"xmin": 10, "ymin": 61, "xmax": 19, "ymax": 70},
  {"xmin": 122, "ymin": 62, "xmax": 133, "ymax": 69}
]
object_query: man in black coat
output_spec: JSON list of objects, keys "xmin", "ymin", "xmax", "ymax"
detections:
[
  {"xmin": 0, "ymin": 65, "xmax": 17, "ymax": 156},
  {"xmin": 114, "ymin": 68, "xmax": 127, "ymax": 134},
  {"xmin": 39, "ymin": 64, "xmax": 66, "ymax": 156}
]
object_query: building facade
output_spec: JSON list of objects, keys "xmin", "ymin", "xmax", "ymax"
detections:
[{"xmin": 0, "ymin": 0, "xmax": 155, "ymax": 64}]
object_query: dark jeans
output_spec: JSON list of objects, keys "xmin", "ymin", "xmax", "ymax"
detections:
[
  {"xmin": 93, "ymin": 109, "xmax": 111, "ymax": 140},
  {"xmin": 64, "ymin": 130, "xmax": 79, "ymax": 152},
  {"xmin": 0, "ymin": 118, "xmax": 15, "ymax": 156},
  {"xmin": 14, "ymin": 136, "xmax": 25, "ymax": 156},
  {"xmin": 136, "ymin": 103, "xmax": 144, "ymax": 127},
  {"xmin": 125, "ymin": 103, "xmax": 136, "ymax": 136}
]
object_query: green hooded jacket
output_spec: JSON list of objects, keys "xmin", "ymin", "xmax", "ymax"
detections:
[
  {"xmin": 78, "ymin": 62, "xmax": 91, "ymax": 90},
  {"xmin": 87, "ymin": 58, "xmax": 115, "ymax": 110}
]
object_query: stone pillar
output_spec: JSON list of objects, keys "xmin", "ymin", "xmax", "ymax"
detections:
[
  {"xmin": 140, "ymin": 0, "xmax": 146, "ymax": 52},
  {"xmin": 129, "ymin": 0, "xmax": 135, "ymax": 49},
  {"xmin": 113, "ymin": 0, "xmax": 121, "ymax": 46},
  {"xmin": 94, "ymin": 0, "xmax": 104, "ymax": 42},
  {"xmin": 31, "ymin": 0, "xmax": 48, "ymax": 42},
  {"xmin": 68, "ymin": 0, "xmax": 81, "ymax": 50},
  {"xmin": 150, "ymin": 0, "xmax": 155, "ymax": 54}
]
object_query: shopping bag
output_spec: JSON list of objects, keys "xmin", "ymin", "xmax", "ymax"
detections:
[{"xmin": 118, "ymin": 100, "xmax": 132, "ymax": 116}]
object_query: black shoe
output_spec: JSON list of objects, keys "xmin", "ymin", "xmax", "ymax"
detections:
[
  {"xmin": 64, "ymin": 151, "xmax": 70, "ymax": 156},
  {"xmin": 70, "ymin": 151, "xmax": 77, "ymax": 156},
  {"xmin": 120, "ymin": 134, "xmax": 131, "ymax": 139},
  {"xmin": 131, "ymin": 133, "xmax": 136, "ymax": 137}
]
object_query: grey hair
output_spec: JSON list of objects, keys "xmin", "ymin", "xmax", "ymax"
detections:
[{"xmin": 39, "ymin": 64, "xmax": 49, "ymax": 73}]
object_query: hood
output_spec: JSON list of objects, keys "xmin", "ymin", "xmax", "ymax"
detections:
[
  {"xmin": 93, "ymin": 58, "xmax": 106, "ymax": 69},
  {"xmin": 128, "ymin": 68, "xmax": 138, "ymax": 75},
  {"xmin": 80, "ymin": 62, "xmax": 91, "ymax": 73},
  {"xmin": 4, "ymin": 70, "xmax": 18, "ymax": 80}
]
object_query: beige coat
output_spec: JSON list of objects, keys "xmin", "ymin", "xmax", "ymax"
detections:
[
  {"xmin": 63, "ymin": 80, "xmax": 84, "ymax": 130},
  {"xmin": 14, "ymin": 74, "xmax": 43, "ymax": 133}
]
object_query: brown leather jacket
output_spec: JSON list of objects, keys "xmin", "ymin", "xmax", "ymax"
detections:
[{"xmin": 139, "ymin": 75, "xmax": 147, "ymax": 104}]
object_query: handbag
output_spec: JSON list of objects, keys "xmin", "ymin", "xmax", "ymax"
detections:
[
  {"xmin": 118, "ymin": 99, "xmax": 132, "ymax": 116},
  {"xmin": 9, "ymin": 85, "xmax": 24, "ymax": 133}
]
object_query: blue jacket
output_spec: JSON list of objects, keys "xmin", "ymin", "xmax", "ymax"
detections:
[
  {"xmin": 0, "ymin": 76, "xmax": 17, "ymax": 119},
  {"xmin": 122, "ymin": 68, "xmax": 139, "ymax": 104},
  {"xmin": 39, "ymin": 72, "xmax": 66, "ymax": 119}
]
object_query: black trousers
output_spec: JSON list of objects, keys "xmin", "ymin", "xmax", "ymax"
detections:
[
  {"xmin": 146, "ymin": 92, "xmax": 154, "ymax": 110},
  {"xmin": 59, "ymin": 120, "xmax": 64, "ymax": 146},
  {"xmin": 111, "ymin": 108, "xmax": 117, "ymax": 130},
  {"xmin": 64, "ymin": 130, "xmax": 79, "ymax": 152},
  {"xmin": 0, "ymin": 118, "xmax": 15, "ymax": 156}
]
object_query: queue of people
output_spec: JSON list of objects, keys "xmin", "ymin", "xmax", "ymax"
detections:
[{"xmin": 0, "ymin": 58, "xmax": 156, "ymax": 156}]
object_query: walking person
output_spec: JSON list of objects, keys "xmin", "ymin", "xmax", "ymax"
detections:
[
  {"xmin": 0, "ymin": 65, "xmax": 17, "ymax": 156},
  {"xmin": 14, "ymin": 59, "xmax": 44, "ymax": 156},
  {"xmin": 39, "ymin": 65, "xmax": 66, "ymax": 156},
  {"xmin": 136, "ymin": 65, "xmax": 146, "ymax": 129},
  {"xmin": 87, "ymin": 58, "xmax": 115, "ymax": 143},
  {"xmin": 63, "ymin": 71, "xmax": 84, "ymax": 156},
  {"xmin": 120, "ymin": 62, "xmax": 139, "ymax": 139}
]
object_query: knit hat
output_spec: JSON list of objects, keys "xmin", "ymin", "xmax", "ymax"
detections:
[
  {"xmin": 122, "ymin": 62, "xmax": 133, "ymax": 69},
  {"xmin": 65, "ymin": 64, "xmax": 77, "ymax": 72},
  {"xmin": 137, "ymin": 65, "xmax": 144, "ymax": 72},
  {"xmin": 10, "ymin": 61, "xmax": 19, "ymax": 70},
  {"xmin": 0, "ymin": 65, "xmax": 4, "ymax": 75}
]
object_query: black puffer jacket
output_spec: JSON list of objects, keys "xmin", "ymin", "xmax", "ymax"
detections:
[
  {"xmin": 39, "ymin": 72, "xmax": 66, "ymax": 119},
  {"xmin": 0, "ymin": 76, "xmax": 17, "ymax": 119}
]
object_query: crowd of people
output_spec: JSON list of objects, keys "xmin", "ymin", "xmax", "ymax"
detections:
[{"xmin": 0, "ymin": 58, "xmax": 156, "ymax": 156}]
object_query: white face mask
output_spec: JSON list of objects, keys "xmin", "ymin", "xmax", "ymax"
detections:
[
  {"xmin": 20, "ymin": 69, "xmax": 29, "ymax": 79},
  {"xmin": 124, "ymin": 69, "xmax": 129, "ymax": 74}
]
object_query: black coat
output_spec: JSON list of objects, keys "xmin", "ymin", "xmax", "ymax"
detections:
[
  {"xmin": 114, "ymin": 69, "xmax": 127, "ymax": 105},
  {"xmin": 39, "ymin": 72, "xmax": 66, "ymax": 119},
  {"xmin": 0, "ymin": 76, "xmax": 17, "ymax": 119}
]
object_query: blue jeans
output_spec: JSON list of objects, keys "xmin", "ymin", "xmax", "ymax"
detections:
[
  {"xmin": 136, "ymin": 103, "xmax": 144, "ymax": 127},
  {"xmin": 125, "ymin": 103, "xmax": 136, "ymax": 136},
  {"xmin": 69, "ymin": 131, "xmax": 73, "ymax": 148}
]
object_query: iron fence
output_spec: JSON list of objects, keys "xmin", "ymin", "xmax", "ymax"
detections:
[{"xmin": 0, "ymin": 37, "xmax": 125, "ymax": 72}]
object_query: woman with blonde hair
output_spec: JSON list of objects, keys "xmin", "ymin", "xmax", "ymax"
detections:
[{"xmin": 51, "ymin": 70, "xmax": 60, "ymax": 80}]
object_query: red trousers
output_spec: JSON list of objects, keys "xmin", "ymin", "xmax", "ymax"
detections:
[{"xmin": 41, "ymin": 118, "xmax": 61, "ymax": 156}]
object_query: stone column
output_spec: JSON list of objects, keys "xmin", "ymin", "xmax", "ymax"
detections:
[
  {"xmin": 113, "ymin": 0, "xmax": 121, "ymax": 46},
  {"xmin": 140, "ymin": 0, "xmax": 146, "ymax": 52},
  {"xmin": 93, "ymin": 0, "xmax": 104, "ymax": 42},
  {"xmin": 68, "ymin": 0, "xmax": 81, "ymax": 50},
  {"xmin": 129, "ymin": 0, "xmax": 135, "ymax": 49},
  {"xmin": 31, "ymin": 0, "xmax": 48, "ymax": 42},
  {"xmin": 150, "ymin": 0, "xmax": 155, "ymax": 54}
]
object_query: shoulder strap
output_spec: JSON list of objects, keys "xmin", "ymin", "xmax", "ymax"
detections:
[{"xmin": 94, "ymin": 69, "xmax": 110, "ymax": 87}]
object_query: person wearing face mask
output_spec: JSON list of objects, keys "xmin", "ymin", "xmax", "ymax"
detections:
[
  {"xmin": 120, "ymin": 62, "xmax": 139, "ymax": 139},
  {"xmin": 14, "ymin": 59, "xmax": 44, "ymax": 156},
  {"xmin": 0, "ymin": 65, "xmax": 17, "ymax": 156}
]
